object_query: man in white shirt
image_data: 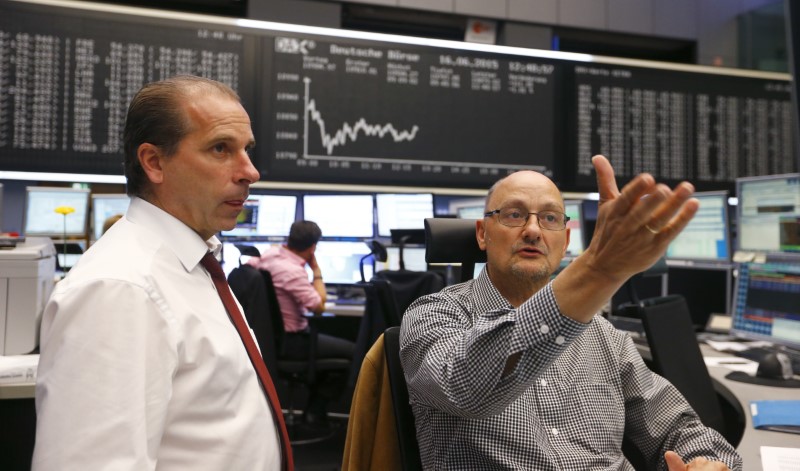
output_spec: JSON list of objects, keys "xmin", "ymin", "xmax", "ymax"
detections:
[{"xmin": 33, "ymin": 76, "xmax": 288, "ymax": 470}]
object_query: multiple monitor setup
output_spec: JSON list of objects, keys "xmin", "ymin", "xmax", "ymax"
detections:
[{"xmin": 222, "ymin": 192, "xmax": 436, "ymax": 285}]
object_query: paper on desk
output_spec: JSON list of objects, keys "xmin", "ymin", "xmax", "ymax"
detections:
[
  {"xmin": 705, "ymin": 339, "xmax": 773, "ymax": 353},
  {"xmin": 704, "ymin": 356, "xmax": 760, "ymax": 374},
  {"xmin": 0, "ymin": 354, "xmax": 39, "ymax": 384},
  {"xmin": 761, "ymin": 446, "xmax": 800, "ymax": 471}
]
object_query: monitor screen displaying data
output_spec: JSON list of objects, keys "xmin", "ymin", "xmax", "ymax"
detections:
[
  {"xmin": 666, "ymin": 191, "xmax": 730, "ymax": 262},
  {"xmin": 564, "ymin": 200, "xmax": 585, "ymax": 257},
  {"xmin": 731, "ymin": 262, "xmax": 800, "ymax": 349},
  {"xmin": 221, "ymin": 194, "xmax": 297, "ymax": 238},
  {"xmin": 24, "ymin": 187, "xmax": 90, "ymax": 237},
  {"xmin": 310, "ymin": 240, "xmax": 374, "ymax": 284},
  {"xmin": 91, "ymin": 194, "xmax": 131, "ymax": 240},
  {"xmin": 303, "ymin": 194, "xmax": 374, "ymax": 238},
  {"xmin": 736, "ymin": 174, "xmax": 800, "ymax": 254},
  {"xmin": 376, "ymin": 193, "xmax": 433, "ymax": 237},
  {"xmin": 376, "ymin": 246, "xmax": 428, "ymax": 272},
  {"xmin": 450, "ymin": 198, "xmax": 485, "ymax": 219}
]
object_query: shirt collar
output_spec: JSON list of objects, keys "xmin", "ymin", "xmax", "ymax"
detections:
[
  {"xmin": 126, "ymin": 197, "xmax": 220, "ymax": 272},
  {"xmin": 279, "ymin": 246, "xmax": 307, "ymax": 266},
  {"xmin": 471, "ymin": 266, "xmax": 514, "ymax": 313}
]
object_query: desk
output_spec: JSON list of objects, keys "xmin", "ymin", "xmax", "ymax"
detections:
[
  {"xmin": 636, "ymin": 341, "xmax": 799, "ymax": 470},
  {"xmin": 700, "ymin": 344, "xmax": 799, "ymax": 469},
  {"xmin": 324, "ymin": 301, "xmax": 365, "ymax": 317}
]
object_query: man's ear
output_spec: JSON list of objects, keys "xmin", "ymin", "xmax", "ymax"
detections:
[
  {"xmin": 562, "ymin": 227, "xmax": 571, "ymax": 257},
  {"xmin": 138, "ymin": 143, "xmax": 165, "ymax": 185},
  {"xmin": 476, "ymin": 219, "xmax": 487, "ymax": 250}
]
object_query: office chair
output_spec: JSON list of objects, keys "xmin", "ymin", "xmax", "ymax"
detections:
[
  {"xmin": 423, "ymin": 217, "xmax": 486, "ymax": 282},
  {"xmin": 638, "ymin": 294, "xmax": 735, "ymax": 444},
  {"xmin": 227, "ymin": 264, "xmax": 351, "ymax": 444},
  {"xmin": 383, "ymin": 326, "xmax": 423, "ymax": 471},
  {"xmin": 372, "ymin": 269, "xmax": 444, "ymax": 321},
  {"xmin": 232, "ymin": 243, "xmax": 260, "ymax": 266}
]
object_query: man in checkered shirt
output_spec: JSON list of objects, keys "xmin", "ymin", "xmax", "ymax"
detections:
[{"xmin": 400, "ymin": 155, "xmax": 741, "ymax": 470}]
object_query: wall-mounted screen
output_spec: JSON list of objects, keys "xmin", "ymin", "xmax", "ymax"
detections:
[
  {"xmin": 736, "ymin": 174, "xmax": 800, "ymax": 254},
  {"xmin": 24, "ymin": 187, "xmax": 90, "ymax": 237},
  {"xmin": 731, "ymin": 262, "xmax": 800, "ymax": 350},
  {"xmin": 666, "ymin": 191, "xmax": 730, "ymax": 263},
  {"xmin": 0, "ymin": 0, "xmax": 257, "ymax": 176},
  {"xmin": 376, "ymin": 193, "xmax": 433, "ymax": 237},
  {"xmin": 264, "ymin": 33, "xmax": 562, "ymax": 189},
  {"xmin": 220, "ymin": 194, "xmax": 297, "ymax": 238},
  {"xmin": 568, "ymin": 62, "xmax": 794, "ymax": 191},
  {"xmin": 91, "ymin": 194, "xmax": 130, "ymax": 240},
  {"xmin": 1, "ymin": 0, "xmax": 792, "ymax": 192},
  {"xmin": 302, "ymin": 194, "xmax": 374, "ymax": 238},
  {"xmin": 564, "ymin": 200, "xmax": 585, "ymax": 257}
]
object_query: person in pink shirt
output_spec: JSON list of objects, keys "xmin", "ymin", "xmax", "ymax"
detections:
[{"xmin": 248, "ymin": 220, "xmax": 354, "ymax": 425}]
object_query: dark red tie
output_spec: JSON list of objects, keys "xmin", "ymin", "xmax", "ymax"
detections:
[{"xmin": 201, "ymin": 252, "xmax": 294, "ymax": 471}]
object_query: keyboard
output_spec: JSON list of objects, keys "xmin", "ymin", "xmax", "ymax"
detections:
[
  {"xmin": 733, "ymin": 346, "xmax": 800, "ymax": 373},
  {"xmin": 332, "ymin": 297, "xmax": 366, "ymax": 306}
]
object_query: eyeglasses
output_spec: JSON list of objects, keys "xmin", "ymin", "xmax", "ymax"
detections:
[{"xmin": 484, "ymin": 207, "xmax": 570, "ymax": 231}]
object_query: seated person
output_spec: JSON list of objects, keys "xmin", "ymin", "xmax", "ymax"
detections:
[
  {"xmin": 400, "ymin": 155, "xmax": 741, "ymax": 470},
  {"xmin": 248, "ymin": 220, "xmax": 354, "ymax": 425}
]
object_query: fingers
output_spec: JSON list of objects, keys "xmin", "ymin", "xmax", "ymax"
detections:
[
  {"xmin": 665, "ymin": 451, "xmax": 686, "ymax": 471},
  {"xmin": 665, "ymin": 451, "xmax": 730, "ymax": 471}
]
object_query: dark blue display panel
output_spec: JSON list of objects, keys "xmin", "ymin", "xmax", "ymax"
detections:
[{"xmin": 0, "ymin": 1, "xmax": 258, "ymax": 175}]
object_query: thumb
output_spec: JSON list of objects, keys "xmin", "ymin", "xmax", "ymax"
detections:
[
  {"xmin": 592, "ymin": 155, "xmax": 619, "ymax": 204},
  {"xmin": 664, "ymin": 451, "xmax": 686, "ymax": 471}
]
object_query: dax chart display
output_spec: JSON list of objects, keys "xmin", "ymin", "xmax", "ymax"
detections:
[{"xmin": 261, "ymin": 34, "xmax": 564, "ymax": 188}]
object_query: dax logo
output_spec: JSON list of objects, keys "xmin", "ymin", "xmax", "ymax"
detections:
[{"xmin": 275, "ymin": 37, "xmax": 316, "ymax": 54}]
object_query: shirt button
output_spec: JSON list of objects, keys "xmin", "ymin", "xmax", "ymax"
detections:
[
  {"xmin": 555, "ymin": 335, "xmax": 565, "ymax": 345},
  {"xmin": 540, "ymin": 324, "xmax": 549, "ymax": 334},
  {"xmin": 540, "ymin": 379, "xmax": 547, "ymax": 387},
  {"xmin": 551, "ymin": 428, "xmax": 559, "ymax": 436}
]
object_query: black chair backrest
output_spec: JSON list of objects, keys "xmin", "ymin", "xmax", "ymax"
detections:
[
  {"xmin": 348, "ymin": 280, "xmax": 398, "ymax": 388},
  {"xmin": 383, "ymin": 326, "xmax": 423, "ymax": 471},
  {"xmin": 372, "ymin": 269, "xmax": 445, "ymax": 319},
  {"xmin": 227, "ymin": 264, "xmax": 280, "ymax": 376},
  {"xmin": 639, "ymin": 294, "xmax": 728, "ymax": 437},
  {"xmin": 260, "ymin": 269, "xmax": 287, "ymax": 353},
  {"xmin": 424, "ymin": 218, "xmax": 486, "ymax": 282}
]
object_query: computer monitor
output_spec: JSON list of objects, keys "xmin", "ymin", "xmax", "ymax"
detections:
[
  {"xmin": 730, "ymin": 262, "xmax": 800, "ymax": 350},
  {"xmin": 91, "ymin": 194, "xmax": 131, "ymax": 240},
  {"xmin": 24, "ymin": 187, "xmax": 90, "ymax": 237},
  {"xmin": 666, "ymin": 191, "xmax": 730, "ymax": 263},
  {"xmin": 302, "ymin": 194, "xmax": 374, "ymax": 238},
  {"xmin": 736, "ymin": 174, "xmax": 800, "ymax": 255},
  {"xmin": 449, "ymin": 197, "xmax": 485, "ymax": 219},
  {"xmin": 376, "ymin": 246, "xmax": 428, "ymax": 272},
  {"xmin": 220, "ymin": 194, "xmax": 297, "ymax": 238},
  {"xmin": 376, "ymin": 193, "xmax": 433, "ymax": 237},
  {"xmin": 309, "ymin": 240, "xmax": 374, "ymax": 284},
  {"xmin": 564, "ymin": 200, "xmax": 585, "ymax": 257}
]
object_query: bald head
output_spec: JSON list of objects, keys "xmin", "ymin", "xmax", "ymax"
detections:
[{"xmin": 485, "ymin": 171, "xmax": 563, "ymax": 213}]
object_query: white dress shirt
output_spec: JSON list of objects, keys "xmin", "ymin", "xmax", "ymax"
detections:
[{"xmin": 33, "ymin": 197, "xmax": 280, "ymax": 470}]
